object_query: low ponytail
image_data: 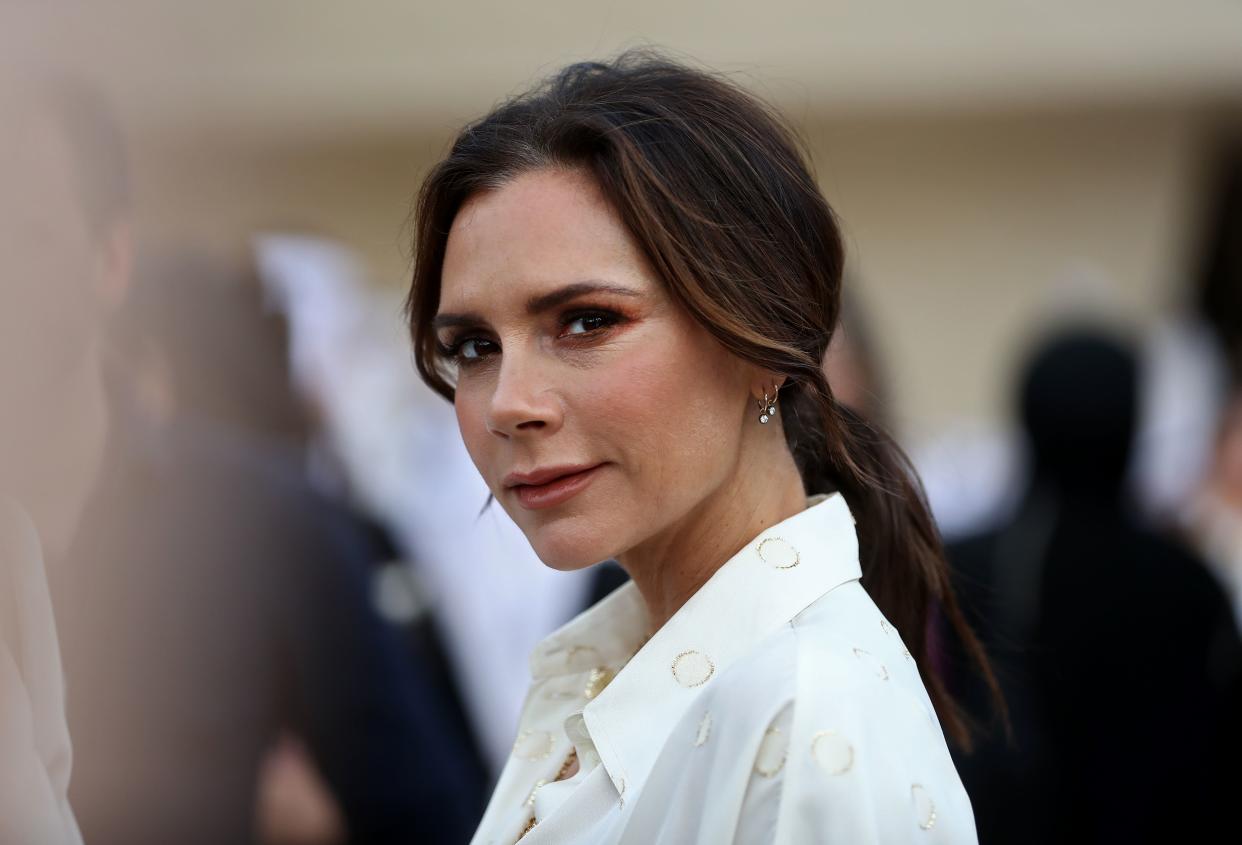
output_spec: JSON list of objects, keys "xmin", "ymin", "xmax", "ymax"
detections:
[{"xmin": 784, "ymin": 373, "xmax": 1011, "ymax": 753}]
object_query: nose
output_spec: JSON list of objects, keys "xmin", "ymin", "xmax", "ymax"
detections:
[{"xmin": 484, "ymin": 345, "xmax": 563, "ymax": 438}]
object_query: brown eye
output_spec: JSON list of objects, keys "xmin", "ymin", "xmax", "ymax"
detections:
[
  {"xmin": 437, "ymin": 336, "xmax": 497, "ymax": 366},
  {"xmin": 561, "ymin": 310, "xmax": 621, "ymax": 337}
]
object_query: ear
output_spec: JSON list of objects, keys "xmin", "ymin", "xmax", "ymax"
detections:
[
  {"xmin": 93, "ymin": 218, "xmax": 132, "ymax": 311},
  {"xmin": 749, "ymin": 370, "xmax": 787, "ymax": 404}
]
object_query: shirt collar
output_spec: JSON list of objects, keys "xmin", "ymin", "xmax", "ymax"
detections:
[{"xmin": 527, "ymin": 490, "xmax": 860, "ymax": 799}]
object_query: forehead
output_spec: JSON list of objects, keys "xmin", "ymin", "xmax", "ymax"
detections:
[{"xmin": 440, "ymin": 167, "xmax": 651, "ymax": 306}]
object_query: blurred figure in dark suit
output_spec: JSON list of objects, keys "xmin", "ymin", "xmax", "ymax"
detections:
[{"xmin": 939, "ymin": 325, "xmax": 1242, "ymax": 844}]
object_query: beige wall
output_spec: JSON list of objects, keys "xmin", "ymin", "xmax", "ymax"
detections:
[
  {"xmin": 809, "ymin": 106, "xmax": 1215, "ymax": 437},
  {"xmin": 131, "ymin": 104, "xmax": 1229, "ymax": 440}
]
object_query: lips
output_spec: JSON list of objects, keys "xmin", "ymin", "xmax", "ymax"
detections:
[
  {"xmin": 503, "ymin": 463, "xmax": 601, "ymax": 489},
  {"xmin": 507, "ymin": 464, "xmax": 604, "ymax": 510}
]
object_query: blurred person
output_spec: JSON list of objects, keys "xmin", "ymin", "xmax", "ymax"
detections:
[
  {"xmin": 1193, "ymin": 143, "xmax": 1242, "ymax": 383},
  {"xmin": 52, "ymin": 250, "xmax": 486, "ymax": 845},
  {"xmin": 0, "ymin": 77, "xmax": 130, "ymax": 552},
  {"xmin": 1180, "ymin": 392, "xmax": 1242, "ymax": 631},
  {"xmin": 822, "ymin": 285, "xmax": 892, "ymax": 424},
  {"xmin": 1130, "ymin": 312, "xmax": 1231, "ymax": 526},
  {"xmin": 405, "ymin": 49, "xmax": 1005, "ymax": 843},
  {"xmin": 255, "ymin": 233, "xmax": 595, "ymax": 781},
  {"xmin": 255, "ymin": 731, "xmax": 351, "ymax": 845},
  {"xmin": 0, "ymin": 74, "xmax": 131, "ymax": 845},
  {"xmin": 1132, "ymin": 141, "xmax": 1242, "ymax": 528},
  {"xmin": 1170, "ymin": 141, "xmax": 1242, "ymax": 629},
  {"xmin": 938, "ymin": 324, "xmax": 1242, "ymax": 844}
]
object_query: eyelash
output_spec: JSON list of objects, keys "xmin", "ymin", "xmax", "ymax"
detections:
[{"xmin": 435, "ymin": 308, "xmax": 624, "ymax": 367}]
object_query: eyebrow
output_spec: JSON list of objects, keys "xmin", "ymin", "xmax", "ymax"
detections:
[{"xmin": 432, "ymin": 280, "xmax": 643, "ymax": 330}]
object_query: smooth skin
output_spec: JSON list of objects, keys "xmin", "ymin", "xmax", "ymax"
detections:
[{"xmin": 435, "ymin": 165, "xmax": 808, "ymax": 639}]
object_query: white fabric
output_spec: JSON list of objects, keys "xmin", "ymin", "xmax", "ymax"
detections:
[
  {"xmin": 471, "ymin": 491, "xmax": 979, "ymax": 844},
  {"xmin": 0, "ymin": 498, "xmax": 85, "ymax": 845},
  {"xmin": 1132, "ymin": 314, "xmax": 1230, "ymax": 520}
]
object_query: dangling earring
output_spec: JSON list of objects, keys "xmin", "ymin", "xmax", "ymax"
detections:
[{"xmin": 757, "ymin": 383, "xmax": 780, "ymax": 424}]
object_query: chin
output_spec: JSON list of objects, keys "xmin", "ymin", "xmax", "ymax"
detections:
[{"xmin": 523, "ymin": 518, "xmax": 612, "ymax": 573}]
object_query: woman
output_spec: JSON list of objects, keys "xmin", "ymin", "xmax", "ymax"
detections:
[{"xmin": 404, "ymin": 49, "xmax": 1005, "ymax": 844}]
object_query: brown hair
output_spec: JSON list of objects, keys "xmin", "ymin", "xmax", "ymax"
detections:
[{"xmin": 404, "ymin": 47, "xmax": 1008, "ymax": 753}]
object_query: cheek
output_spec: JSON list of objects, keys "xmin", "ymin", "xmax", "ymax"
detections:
[
  {"xmin": 453, "ymin": 387, "xmax": 494, "ymax": 477},
  {"xmin": 587, "ymin": 335, "xmax": 743, "ymax": 499}
]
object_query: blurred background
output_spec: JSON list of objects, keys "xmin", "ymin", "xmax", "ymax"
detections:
[{"xmin": 2, "ymin": 2, "xmax": 1240, "ymax": 843}]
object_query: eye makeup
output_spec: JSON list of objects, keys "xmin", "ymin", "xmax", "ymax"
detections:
[{"xmin": 434, "ymin": 307, "xmax": 627, "ymax": 368}]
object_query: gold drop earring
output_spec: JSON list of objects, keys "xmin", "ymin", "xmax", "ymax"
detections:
[{"xmin": 757, "ymin": 383, "xmax": 780, "ymax": 424}]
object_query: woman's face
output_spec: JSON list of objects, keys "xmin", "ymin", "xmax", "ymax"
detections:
[{"xmin": 435, "ymin": 166, "xmax": 756, "ymax": 570}]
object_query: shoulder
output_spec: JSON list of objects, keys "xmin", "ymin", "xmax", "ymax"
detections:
[
  {"xmin": 700, "ymin": 579, "xmax": 939, "ymax": 732},
  {"xmin": 772, "ymin": 582, "xmax": 978, "ymax": 842},
  {"xmin": 791, "ymin": 581, "xmax": 940, "ymax": 722},
  {"xmin": 632, "ymin": 581, "xmax": 979, "ymax": 842},
  {"xmin": 650, "ymin": 584, "xmax": 968, "ymax": 840},
  {"xmin": 715, "ymin": 581, "xmax": 977, "ymax": 842}
]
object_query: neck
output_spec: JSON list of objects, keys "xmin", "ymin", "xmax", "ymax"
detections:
[{"xmin": 616, "ymin": 433, "xmax": 808, "ymax": 638}]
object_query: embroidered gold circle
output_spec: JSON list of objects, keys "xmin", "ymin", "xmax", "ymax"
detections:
[
  {"xmin": 911, "ymin": 783, "xmax": 937, "ymax": 829},
  {"xmin": 671, "ymin": 650, "xmax": 715, "ymax": 687},
  {"xmin": 754, "ymin": 725, "xmax": 789, "ymax": 777},
  {"xmin": 756, "ymin": 536, "xmax": 800, "ymax": 569},
  {"xmin": 810, "ymin": 729, "xmax": 854, "ymax": 775},
  {"xmin": 511, "ymin": 729, "xmax": 555, "ymax": 760}
]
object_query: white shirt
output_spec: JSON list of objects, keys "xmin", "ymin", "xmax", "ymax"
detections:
[
  {"xmin": 0, "ymin": 498, "xmax": 85, "ymax": 845},
  {"xmin": 470, "ymin": 491, "xmax": 979, "ymax": 844}
]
